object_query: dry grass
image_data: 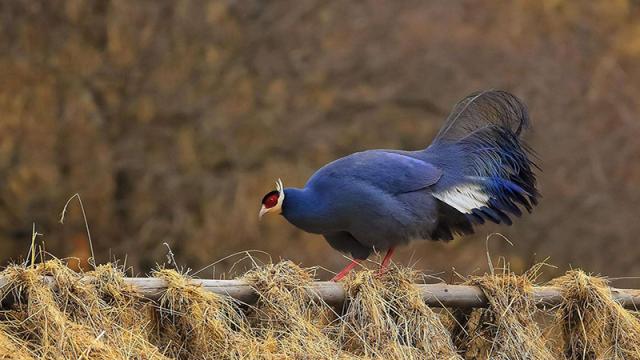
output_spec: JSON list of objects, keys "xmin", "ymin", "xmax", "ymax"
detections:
[
  {"xmin": 0, "ymin": 259, "xmax": 638, "ymax": 359},
  {"xmin": 553, "ymin": 270, "xmax": 640, "ymax": 359},
  {"xmin": 154, "ymin": 268, "xmax": 257, "ymax": 359},
  {"xmin": 450, "ymin": 262, "xmax": 555, "ymax": 359},
  {"xmin": 242, "ymin": 261, "xmax": 350, "ymax": 359},
  {"xmin": 340, "ymin": 267, "xmax": 460, "ymax": 359},
  {"xmin": 0, "ymin": 261, "xmax": 164, "ymax": 359},
  {"xmin": 0, "ymin": 324, "xmax": 34, "ymax": 360}
]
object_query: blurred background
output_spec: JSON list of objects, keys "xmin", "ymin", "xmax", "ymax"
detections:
[{"xmin": 1, "ymin": 1, "xmax": 639, "ymax": 282}]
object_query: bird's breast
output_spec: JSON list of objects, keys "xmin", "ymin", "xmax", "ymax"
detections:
[{"xmin": 281, "ymin": 188, "xmax": 342, "ymax": 234}]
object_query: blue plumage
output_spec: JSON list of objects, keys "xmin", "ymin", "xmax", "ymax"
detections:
[{"xmin": 259, "ymin": 90, "xmax": 539, "ymax": 273}]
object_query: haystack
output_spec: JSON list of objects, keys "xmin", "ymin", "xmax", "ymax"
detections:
[
  {"xmin": 553, "ymin": 270, "xmax": 640, "ymax": 360},
  {"xmin": 242, "ymin": 260, "xmax": 349, "ymax": 359},
  {"xmin": 450, "ymin": 263, "xmax": 555, "ymax": 360},
  {"xmin": 0, "ymin": 260, "xmax": 165, "ymax": 359},
  {"xmin": 0, "ymin": 258, "xmax": 638, "ymax": 359},
  {"xmin": 154, "ymin": 268, "xmax": 257, "ymax": 359},
  {"xmin": 340, "ymin": 266, "xmax": 461, "ymax": 359}
]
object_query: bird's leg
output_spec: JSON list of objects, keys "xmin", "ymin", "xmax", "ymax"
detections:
[
  {"xmin": 378, "ymin": 247, "xmax": 395, "ymax": 275},
  {"xmin": 331, "ymin": 259, "xmax": 361, "ymax": 281}
]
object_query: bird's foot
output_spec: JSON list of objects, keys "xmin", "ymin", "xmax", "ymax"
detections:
[
  {"xmin": 375, "ymin": 247, "xmax": 395, "ymax": 277},
  {"xmin": 331, "ymin": 259, "xmax": 361, "ymax": 281}
]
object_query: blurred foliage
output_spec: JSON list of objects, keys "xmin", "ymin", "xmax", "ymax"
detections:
[{"xmin": 0, "ymin": 0, "xmax": 639, "ymax": 281}]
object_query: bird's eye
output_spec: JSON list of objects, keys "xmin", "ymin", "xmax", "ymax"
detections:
[{"xmin": 262, "ymin": 191, "xmax": 280, "ymax": 208}]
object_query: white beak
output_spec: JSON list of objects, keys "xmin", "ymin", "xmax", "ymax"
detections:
[{"xmin": 258, "ymin": 205, "xmax": 268, "ymax": 220}]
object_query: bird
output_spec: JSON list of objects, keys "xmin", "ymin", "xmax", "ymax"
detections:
[{"xmin": 259, "ymin": 90, "xmax": 539, "ymax": 281}]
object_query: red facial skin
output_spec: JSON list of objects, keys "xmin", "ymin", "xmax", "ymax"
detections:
[{"xmin": 262, "ymin": 191, "xmax": 279, "ymax": 209}]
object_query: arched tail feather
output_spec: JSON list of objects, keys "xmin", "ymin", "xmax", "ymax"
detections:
[{"xmin": 429, "ymin": 90, "xmax": 539, "ymax": 227}]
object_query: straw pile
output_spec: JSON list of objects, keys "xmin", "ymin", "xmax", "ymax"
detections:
[
  {"xmin": 0, "ymin": 259, "xmax": 638, "ymax": 359},
  {"xmin": 242, "ymin": 261, "xmax": 350, "ymax": 359},
  {"xmin": 0, "ymin": 261, "xmax": 165, "ymax": 359},
  {"xmin": 449, "ymin": 263, "xmax": 555, "ymax": 359},
  {"xmin": 340, "ymin": 267, "xmax": 460, "ymax": 359},
  {"xmin": 154, "ymin": 268, "xmax": 257, "ymax": 359},
  {"xmin": 553, "ymin": 270, "xmax": 640, "ymax": 359}
]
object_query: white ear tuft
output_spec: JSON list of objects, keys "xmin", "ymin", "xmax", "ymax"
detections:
[{"xmin": 275, "ymin": 178, "xmax": 285, "ymax": 212}]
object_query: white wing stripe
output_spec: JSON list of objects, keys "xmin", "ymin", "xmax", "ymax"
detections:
[{"xmin": 433, "ymin": 185, "xmax": 489, "ymax": 214}]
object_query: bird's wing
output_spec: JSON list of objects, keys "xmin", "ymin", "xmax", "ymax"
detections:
[
  {"xmin": 308, "ymin": 150, "xmax": 443, "ymax": 195},
  {"xmin": 338, "ymin": 151, "xmax": 443, "ymax": 194}
]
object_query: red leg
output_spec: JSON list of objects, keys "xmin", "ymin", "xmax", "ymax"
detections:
[
  {"xmin": 379, "ymin": 247, "xmax": 395, "ymax": 272},
  {"xmin": 331, "ymin": 259, "xmax": 361, "ymax": 281}
]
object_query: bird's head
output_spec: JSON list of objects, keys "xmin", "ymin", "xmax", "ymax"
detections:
[{"xmin": 259, "ymin": 179, "xmax": 285, "ymax": 220}]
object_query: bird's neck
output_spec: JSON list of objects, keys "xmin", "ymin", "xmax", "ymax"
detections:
[{"xmin": 282, "ymin": 188, "xmax": 333, "ymax": 234}]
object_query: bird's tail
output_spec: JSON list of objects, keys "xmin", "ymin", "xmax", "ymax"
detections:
[{"xmin": 426, "ymin": 90, "xmax": 539, "ymax": 227}]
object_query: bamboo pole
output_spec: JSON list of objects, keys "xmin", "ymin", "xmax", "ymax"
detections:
[{"xmin": 2, "ymin": 277, "xmax": 639, "ymax": 309}]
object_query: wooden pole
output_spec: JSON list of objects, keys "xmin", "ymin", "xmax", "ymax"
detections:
[
  {"xmin": 2, "ymin": 277, "xmax": 639, "ymax": 309},
  {"xmin": 121, "ymin": 278, "xmax": 640, "ymax": 309}
]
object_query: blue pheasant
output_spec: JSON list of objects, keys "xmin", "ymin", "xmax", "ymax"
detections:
[{"xmin": 259, "ymin": 90, "xmax": 539, "ymax": 280}]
